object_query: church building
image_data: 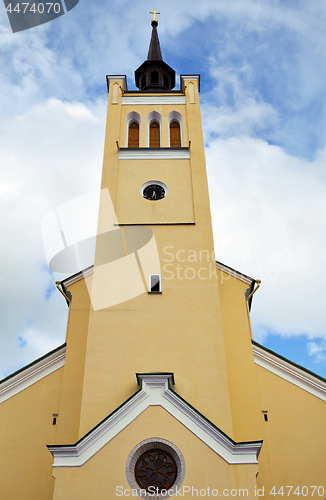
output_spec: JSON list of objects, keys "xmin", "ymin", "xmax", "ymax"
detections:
[{"xmin": 0, "ymin": 15, "xmax": 326, "ymax": 500}]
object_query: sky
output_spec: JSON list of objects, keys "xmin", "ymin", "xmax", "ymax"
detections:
[{"xmin": 1, "ymin": 0, "xmax": 326, "ymax": 379}]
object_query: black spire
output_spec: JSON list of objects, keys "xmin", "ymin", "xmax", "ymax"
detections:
[
  {"xmin": 147, "ymin": 20, "xmax": 162, "ymax": 61},
  {"xmin": 135, "ymin": 19, "xmax": 175, "ymax": 91}
]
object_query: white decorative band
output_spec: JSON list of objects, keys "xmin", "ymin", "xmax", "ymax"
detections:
[
  {"xmin": 122, "ymin": 96, "xmax": 186, "ymax": 105},
  {"xmin": 119, "ymin": 149, "xmax": 190, "ymax": 160}
]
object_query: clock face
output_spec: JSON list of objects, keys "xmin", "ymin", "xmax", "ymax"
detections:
[{"xmin": 143, "ymin": 183, "xmax": 166, "ymax": 201}]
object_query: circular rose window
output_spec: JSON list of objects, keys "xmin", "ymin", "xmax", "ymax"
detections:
[
  {"xmin": 126, "ymin": 438, "xmax": 185, "ymax": 499},
  {"xmin": 135, "ymin": 449, "xmax": 177, "ymax": 491}
]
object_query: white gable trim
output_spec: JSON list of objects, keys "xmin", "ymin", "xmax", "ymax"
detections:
[
  {"xmin": 48, "ymin": 373, "xmax": 262, "ymax": 467},
  {"xmin": 253, "ymin": 343, "xmax": 326, "ymax": 402},
  {"xmin": 0, "ymin": 345, "xmax": 66, "ymax": 403}
]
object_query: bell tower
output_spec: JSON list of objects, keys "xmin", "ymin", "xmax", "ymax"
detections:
[
  {"xmin": 52, "ymin": 21, "xmax": 264, "ymax": 491},
  {"xmin": 69, "ymin": 15, "xmax": 236, "ymax": 440}
]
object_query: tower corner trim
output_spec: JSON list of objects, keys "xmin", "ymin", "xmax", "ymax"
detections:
[
  {"xmin": 106, "ymin": 75, "xmax": 128, "ymax": 94},
  {"xmin": 180, "ymin": 75, "xmax": 201, "ymax": 92}
]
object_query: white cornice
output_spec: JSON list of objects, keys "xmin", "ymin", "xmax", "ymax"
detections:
[
  {"xmin": 0, "ymin": 345, "xmax": 66, "ymax": 403},
  {"xmin": 122, "ymin": 95, "xmax": 186, "ymax": 105},
  {"xmin": 48, "ymin": 373, "xmax": 262, "ymax": 467},
  {"xmin": 119, "ymin": 148, "xmax": 190, "ymax": 160},
  {"xmin": 215, "ymin": 261, "xmax": 253, "ymax": 285},
  {"xmin": 253, "ymin": 343, "xmax": 326, "ymax": 402}
]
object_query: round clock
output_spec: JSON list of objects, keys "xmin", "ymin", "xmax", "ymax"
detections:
[{"xmin": 141, "ymin": 181, "xmax": 167, "ymax": 201}]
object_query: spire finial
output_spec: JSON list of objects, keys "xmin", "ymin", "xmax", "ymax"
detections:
[{"xmin": 149, "ymin": 9, "xmax": 160, "ymax": 26}]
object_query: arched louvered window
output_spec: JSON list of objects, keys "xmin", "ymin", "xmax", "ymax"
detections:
[
  {"xmin": 150, "ymin": 122, "xmax": 160, "ymax": 148},
  {"xmin": 128, "ymin": 122, "xmax": 139, "ymax": 148},
  {"xmin": 170, "ymin": 121, "xmax": 181, "ymax": 147}
]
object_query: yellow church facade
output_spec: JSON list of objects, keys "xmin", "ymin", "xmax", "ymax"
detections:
[{"xmin": 1, "ymin": 18, "xmax": 326, "ymax": 500}]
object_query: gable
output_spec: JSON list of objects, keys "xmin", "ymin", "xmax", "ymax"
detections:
[
  {"xmin": 48, "ymin": 373, "xmax": 262, "ymax": 468},
  {"xmin": 50, "ymin": 405, "xmax": 259, "ymax": 500}
]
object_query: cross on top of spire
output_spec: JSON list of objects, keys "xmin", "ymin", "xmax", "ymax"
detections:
[{"xmin": 149, "ymin": 9, "xmax": 160, "ymax": 24}]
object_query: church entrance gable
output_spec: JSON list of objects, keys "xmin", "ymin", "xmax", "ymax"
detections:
[{"xmin": 51, "ymin": 404, "xmax": 259, "ymax": 500}]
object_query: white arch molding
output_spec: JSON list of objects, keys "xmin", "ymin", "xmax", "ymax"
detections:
[
  {"xmin": 125, "ymin": 111, "xmax": 141, "ymax": 147},
  {"xmin": 167, "ymin": 111, "xmax": 184, "ymax": 147},
  {"xmin": 146, "ymin": 111, "xmax": 162, "ymax": 147}
]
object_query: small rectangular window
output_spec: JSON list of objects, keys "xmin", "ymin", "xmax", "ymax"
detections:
[{"xmin": 149, "ymin": 274, "xmax": 161, "ymax": 293}]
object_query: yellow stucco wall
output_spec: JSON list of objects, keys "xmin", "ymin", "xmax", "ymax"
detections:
[
  {"xmin": 76, "ymin": 78, "xmax": 235, "ymax": 441},
  {"xmin": 0, "ymin": 367, "xmax": 63, "ymax": 500},
  {"xmin": 55, "ymin": 277, "xmax": 91, "ymax": 444},
  {"xmin": 52, "ymin": 406, "xmax": 258, "ymax": 500},
  {"xmin": 115, "ymin": 159, "xmax": 194, "ymax": 224},
  {"xmin": 254, "ymin": 364, "xmax": 326, "ymax": 494},
  {"xmin": 217, "ymin": 269, "xmax": 265, "ymax": 441}
]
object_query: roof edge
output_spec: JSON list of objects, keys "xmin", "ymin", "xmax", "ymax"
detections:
[
  {"xmin": 215, "ymin": 261, "xmax": 253, "ymax": 285},
  {"xmin": 0, "ymin": 343, "xmax": 66, "ymax": 403},
  {"xmin": 252, "ymin": 340, "xmax": 326, "ymax": 401}
]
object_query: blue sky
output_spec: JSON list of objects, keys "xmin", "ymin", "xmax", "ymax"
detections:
[{"xmin": 1, "ymin": 0, "xmax": 326, "ymax": 379}]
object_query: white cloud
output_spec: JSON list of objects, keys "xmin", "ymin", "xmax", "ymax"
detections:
[
  {"xmin": 307, "ymin": 341, "xmax": 326, "ymax": 364},
  {"xmin": 0, "ymin": 97, "xmax": 106, "ymax": 377},
  {"xmin": 206, "ymin": 135, "xmax": 326, "ymax": 338},
  {"xmin": 201, "ymin": 65, "xmax": 279, "ymax": 140}
]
